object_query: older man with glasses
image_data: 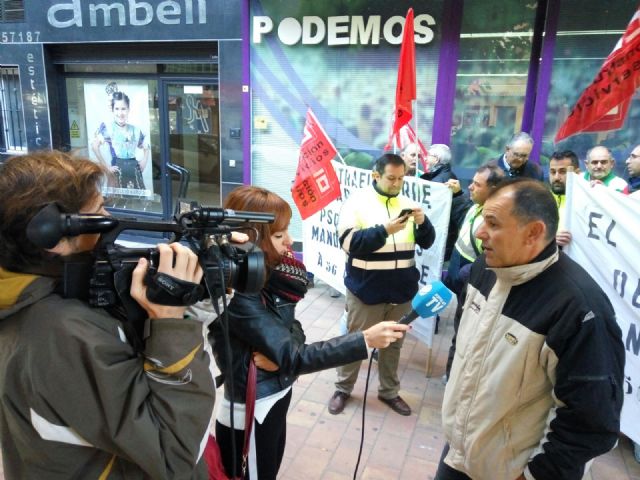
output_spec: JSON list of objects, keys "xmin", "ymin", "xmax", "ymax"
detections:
[
  {"xmin": 583, "ymin": 145, "xmax": 628, "ymax": 192},
  {"xmin": 495, "ymin": 131, "xmax": 544, "ymax": 181}
]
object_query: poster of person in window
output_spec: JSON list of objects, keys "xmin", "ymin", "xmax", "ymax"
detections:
[{"xmin": 85, "ymin": 80, "xmax": 153, "ymax": 199}]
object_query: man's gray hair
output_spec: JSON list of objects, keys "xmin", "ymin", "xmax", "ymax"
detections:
[
  {"xmin": 429, "ymin": 144, "xmax": 451, "ymax": 165},
  {"xmin": 507, "ymin": 131, "xmax": 534, "ymax": 148}
]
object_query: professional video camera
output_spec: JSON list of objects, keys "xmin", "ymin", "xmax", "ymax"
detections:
[{"xmin": 26, "ymin": 201, "xmax": 274, "ymax": 329}]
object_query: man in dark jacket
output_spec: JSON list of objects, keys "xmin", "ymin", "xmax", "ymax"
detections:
[
  {"xmin": 624, "ymin": 144, "xmax": 640, "ymax": 195},
  {"xmin": 0, "ymin": 151, "xmax": 215, "ymax": 479},
  {"xmin": 495, "ymin": 131, "xmax": 544, "ymax": 180},
  {"xmin": 421, "ymin": 144, "xmax": 457, "ymax": 183},
  {"xmin": 420, "ymin": 144, "xmax": 472, "ymax": 261}
]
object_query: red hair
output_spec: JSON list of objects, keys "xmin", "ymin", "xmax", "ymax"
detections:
[{"xmin": 223, "ymin": 186, "xmax": 292, "ymax": 269}]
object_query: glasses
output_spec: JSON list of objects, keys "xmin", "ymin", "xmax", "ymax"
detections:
[
  {"xmin": 510, "ymin": 152, "xmax": 529, "ymax": 159},
  {"xmin": 589, "ymin": 159, "xmax": 610, "ymax": 165}
]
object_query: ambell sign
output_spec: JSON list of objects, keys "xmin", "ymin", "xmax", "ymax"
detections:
[{"xmin": 47, "ymin": 0, "xmax": 207, "ymax": 28}]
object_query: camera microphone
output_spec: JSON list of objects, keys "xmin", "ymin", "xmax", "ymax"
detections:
[
  {"xmin": 398, "ymin": 280, "xmax": 453, "ymax": 325},
  {"xmin": 220, "ymin": 209, "xmax": 275, "ymax": 224},
  {"xmin": 26, "ymin": 203, "xmax": 118, "ymax": 249}
]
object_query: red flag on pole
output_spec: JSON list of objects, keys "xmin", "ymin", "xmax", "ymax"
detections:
[
  {"xmin": 555, "ymin": 7, "xmax": 640, "ymax": 143},
  {"xmin": 292, "ymin": 108, "xmax": 341, "ymax": 220},
  {"xmin": 386, "ymin": 8, "xmax": 416, "ymax": 149}
]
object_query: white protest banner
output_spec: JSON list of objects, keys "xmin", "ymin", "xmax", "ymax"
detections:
[
  {"xmin": 303, "ymin": 160, "xmax": 452, "ymax": 345},
  {"xmin": 565, "ymin": 173, "xmax": 640, "ymax": 444}
]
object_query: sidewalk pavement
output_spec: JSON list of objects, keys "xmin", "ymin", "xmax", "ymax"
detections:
[{"xmin": 1, "ymin": 280, "xmax": 638, "ymax": 479}]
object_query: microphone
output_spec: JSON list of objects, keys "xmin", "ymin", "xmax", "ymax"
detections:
[
  {"xmin": 398, "ymin": 280, "xmax": 453, "ymax": 325},
  {"xmin": 26, "ymin": 203, "xmax": 118, "ymax": 249}
]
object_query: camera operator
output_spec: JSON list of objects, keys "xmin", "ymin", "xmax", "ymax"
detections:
[{"xmin": 0, "ymin": 151, "xmax": 215, "ymax": 479}]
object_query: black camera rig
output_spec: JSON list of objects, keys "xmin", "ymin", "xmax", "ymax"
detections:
[{"xmin": 26, "ymin": 201, "xmax": 274, "ymax": 330}]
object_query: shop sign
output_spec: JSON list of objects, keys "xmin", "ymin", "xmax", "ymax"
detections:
[{"xmin": 253, "ymin": 14, "xmax": 436, "ymax": 46}]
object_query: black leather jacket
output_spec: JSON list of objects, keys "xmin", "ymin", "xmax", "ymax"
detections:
[{"xmin": 211, "ymin": 290, "xmax": 368, "ymax": 402}]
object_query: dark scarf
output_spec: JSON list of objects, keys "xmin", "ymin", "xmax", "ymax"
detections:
[
  {"xmin": 265, "ymin": 249, "xmax": 308, "ymax": 303},
  {"xmin": 628, "ymin": 175, "xmax": 640, "ymax": 193}
]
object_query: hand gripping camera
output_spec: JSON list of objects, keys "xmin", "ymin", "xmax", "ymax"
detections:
[{"xmin": 26, "ymin": 201, "xmax": 274, "ymax": 329}]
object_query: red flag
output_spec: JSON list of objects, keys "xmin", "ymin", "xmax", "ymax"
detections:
[
  {"xmin": 555, "ymin": 7, "xmax": 640, "ymax": 142},
  {"xmin": 386, "ymin": 9, "xmax": 416, "ymax": 149},
  {"xmin": 292, "ymin": 109, "xmax": 341, "ymax": 220}
]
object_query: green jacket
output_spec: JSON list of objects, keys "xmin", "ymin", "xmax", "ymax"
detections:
[
  {"xmin": 582, "ymin": 171, "xmax": 628, "ymax": 192},
  {"xmin": 0, "ymin": 268, "xmax": 215, "ymax": 479}
]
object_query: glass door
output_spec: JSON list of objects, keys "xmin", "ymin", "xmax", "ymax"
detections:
[{"xmin": 162, "ymin": 81, "xmax": 220, "ymax": 213}]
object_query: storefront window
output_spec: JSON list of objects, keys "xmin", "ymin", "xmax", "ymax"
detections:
[
  {"xmin": 542, "ymin": 2, "xmax": 638, "ymax": 173},
  {"xmin": 0, "ymin": 66, "xmax": 26, "ymax": 154},
  {"xmin": 65, "ymin": 65, "xmax": 220, "ymax": 216},
  {"xmin": 66, "ymin": 77, "xmax": 162, "ymax": 213},
  {"xmin": 450, "ymin": 2, "xmax": 538, "ymax": 171},
  {"xmin": 164, "ymin": 82, "xmax": 220, "ymax": 211},
  {"xmin": 250, "ymin": 0, "xmax": 443, "ymax": 239}
]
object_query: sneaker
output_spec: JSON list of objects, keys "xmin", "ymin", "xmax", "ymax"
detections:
[
  {"xmin": 328, "ymin": 391, "xmax": 350, "ymax": 415},
  {"xmin": 378, "ymin": 395, "xmax": 411, "ymax": 416}
]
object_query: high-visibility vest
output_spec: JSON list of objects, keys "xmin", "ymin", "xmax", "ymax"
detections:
[
  {"xmin": 553, "ymin": 193, "xmax": 566, "ymax": 231},
  {"xmin": 339, "ymin": 187, "xmax": 417, "ymax": 271},
  {"xmin": 454, "ymin": 204, "xmax": 484, "ymax": 262}
]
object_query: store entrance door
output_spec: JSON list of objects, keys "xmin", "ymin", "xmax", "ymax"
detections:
[{"xmin": 160, "ymin": 81, "xmax": 220, "ymax": 214}]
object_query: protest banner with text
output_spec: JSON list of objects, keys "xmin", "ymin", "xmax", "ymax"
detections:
[{"xmin": 565, "ymin": 173, "xmax": 640, "ymax": 443}]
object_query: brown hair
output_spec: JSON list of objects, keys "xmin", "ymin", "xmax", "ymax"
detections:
[
  {"xmin": 0, "ymin": 150, "xmax": 106, "ymax": 271},
  {"xmin": 223, "ymin": 185, "xmax": 292, "ymax": 269}
]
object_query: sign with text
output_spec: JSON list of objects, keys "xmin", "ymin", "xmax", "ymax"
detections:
[
  {"xmin": 303, "ymin": 161, "xmax": 451, "ymax": 345},
  {"xmin": 0, "ymin": 44, "xmax": 51, "ymax": 150},
  {"xmin": 1, "ymin": 0, "xmax": 239, "ymax": 44},
  {"xmin": 565, "ymin": 173, "xmax": 640, "ymax": 443}
]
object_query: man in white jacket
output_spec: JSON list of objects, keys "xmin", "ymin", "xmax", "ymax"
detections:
[{"xmin": 437, "ymin": 178, "xmax": 624, "ymax": 480}]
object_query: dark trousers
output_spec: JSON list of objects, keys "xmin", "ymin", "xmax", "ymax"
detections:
[
  {"xmin": 445, "ymin": 249, "xmax": 472, "ymax": 296},
  {"xmin": 435, "ymin": 444, "xmax": 472, "ymax": 480},
  {"xmin": 216, "ymin": 389, "xmax": 292, "ymax": 480}
]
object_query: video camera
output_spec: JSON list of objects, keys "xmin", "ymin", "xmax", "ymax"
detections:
[{"xmin": 26, "ymin": 201, "xmax": 274, "ymax": 328}]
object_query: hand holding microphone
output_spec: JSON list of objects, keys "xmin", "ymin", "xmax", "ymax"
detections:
[
  {"xmin": 398, "ymin": 280, "xmax": 454, "ymax": 325},
  {"xmin": 362, "ymin": 281, "xmax": 453, "ymax": 349},
  {"xmin": 363, "ymin": 321, "xmax": 410, "ymax": 349}
]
